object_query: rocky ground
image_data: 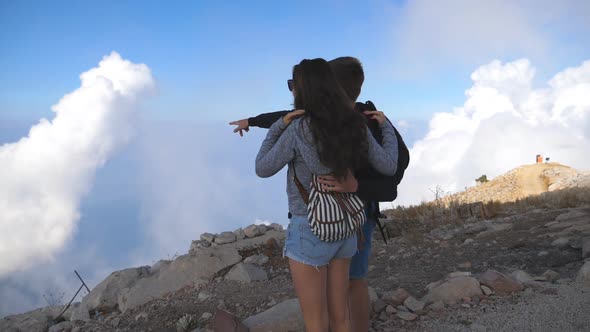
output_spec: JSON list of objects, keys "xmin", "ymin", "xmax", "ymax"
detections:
[{"xmin": 3, "ymin": 204, "xmax": 590, "ymax": 332}]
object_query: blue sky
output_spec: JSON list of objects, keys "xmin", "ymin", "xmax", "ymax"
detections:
[
  {"xmin": 1, "ymin": 0, "xmax": 589, "ymax": 317},
  {"xmin": 0, "ymin": 0, "xmax": 474, "ymax": 123}
]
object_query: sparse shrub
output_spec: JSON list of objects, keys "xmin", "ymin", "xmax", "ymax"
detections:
[
  {"xmin": 43, "ymin": 290, "xmax": 65, "ymax": 306},
  {"xmin": 475, "ymin": 175, "xmax": 488, "ymax": 184},
  {"xmin": 176, "ymin": 313, "xmax": 197, "ymax": 332}
]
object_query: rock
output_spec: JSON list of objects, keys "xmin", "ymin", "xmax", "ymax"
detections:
[
  {"xmin": 386, "ymin": 305, "xmax": 397, "ymax": 315},
  {"xmin": 552, "ymin": 237, "xmax": 570, "ymax": 248},
  {"xmin": 403, "ymin": 296, "xmax": 425, "ymax": 313},
  {"xmin": 378, "ymin": 311, "xmax": 388, "ymax": 321},
  {"xmin": 243, "ymin": 225, "xmax": 264, "ymax": 238},
  {"xmin": 150, "ymin": 259, "xmax": 171, "ymax": 274},
  {"xmin": 477, "ymin": 270, "xmax": 524, "ymax": 296},
  {"xmin": 118, "ymin": 246, "xmax": 241, "ymax": 311},
  {"xmin": 448, "ymin": 271, "xmax": 472, "ymax": 278},
  {"xmin": 476, "ymin": 223, "xmax": 512, "ymax": 238},
  {"xmin": 270, "ymin": 223, "xmax": 284, "ymax": 231},
  {"xmin": 135, "ymin": 312, "xmax": 149, "ymax": 321},
  {"xmin": 381, "ymin": 288, "xmax": 410, "ymax": 306},
  {"xmin": 463, "ymin": 222, "xmax": 488, "ymax": 235},
  {"xmin": 234, "ymin": 228, "xmax": 246, "ymax": 240},
  {"xmin": 190, "ymin": 240, "xmax": 210, "ymax": 253},
  {"xmin": 368, "ymin": 287, "xmax": 379, "ymax": 303},
  {"xmin": 542, "ymin": 270, "xmax": 560, "ymax": 283},
  {"xmin": 226, "ymin": 263, "xmax": 268, "ymax": 282},
  {"xmin": 82, "ymin": 266, "xmax": 150, "ymax": 312},
  {"xmin": 427, "ymin": 301, "xmax": 445, "ymax": 312},
  {"xmin": 582, "ymin": 237, "xmax": 590, "ymax": 259},
  {"xmin": 200, "ymin": 233, "xmax": 216, "ymax": 243},
  {"xmin": 423, "ymin": 277, "xmax": 482, "ymax": 304},
  {"xmin": 397, "ymin": 311, "xmax": 418, "ymax": 321},
  {"xmin": 201, "ymin": 312, "xmax": 213, "ymax": 320},
  {"xmin": 198, "ymin": 291, "xmax": 212, "ymax": 302},
  {"xmin": 48, "ymin": 321, "xmax": 72, "ymax": 332},
  {"xmin": 70, "ymin": 302, "xmax": 90, "ymax": 322},
  {"xmin": 111, "ymin": 317, "xmax": 121, "ymax": 327},
  {"xmin": 510, "ymin": 270, "xmax": 534, "ymax": 284},
  {"xmin": 458, "ymin": 262, "xmax": 472, "ymax": 269},
  {"xmin": 430, "ymin": 228, "xmax": 458, "ymax": 240},
  {"xmin": 215, "ymin": 232, "xmax": 237, "ymax": 244},
  {"xmin": 556, "ymin": 210, "xmax": 587, "ymax": 222},
  {"xmin": 463, "ymin": 239, "xmax": 474, "ymax": 245},
  {"xmin": 243, "ymin": 298, "xmax": 304, "ymax": 332},
  {"xmin": 538, "ymin": 251, "xmax": 549, "ymax": 257},
  {"xmin": 373, "ymin": 300, "xmax": 387, "ymax": 313},
  {"xmin": 244, "ymin": 254, "xmax": 269, "ymax": 266},
  {"xmin": 480, "ymin": 285, "xmax": 493, "ymax": 296},
  {"xmin": 576, "ymin": 260, "xmax": 590, "ymax": 286}
]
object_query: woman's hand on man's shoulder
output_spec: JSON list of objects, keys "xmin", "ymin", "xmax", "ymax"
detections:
[{"xmin": 283, "ymin": 109, "xmax": 306, "ymax": 126}]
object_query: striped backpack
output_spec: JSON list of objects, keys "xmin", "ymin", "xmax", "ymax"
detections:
[{"xmin": 294, "ymin": 170, "xmax": 366, "ymax": 242}]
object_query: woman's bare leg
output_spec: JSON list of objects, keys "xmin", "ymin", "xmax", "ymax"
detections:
[
  {"xmin": 327, "ymin": 258, "xmax": 352, "ymax": 332},
  {"xmin": 289, "ymin": 258, "xmax": 329, "ymax": 332}
]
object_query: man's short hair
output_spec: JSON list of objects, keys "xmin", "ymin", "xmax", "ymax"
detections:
[{"xmin": 328, "ymin": 57, "xmax": 364, "ymax": 102}]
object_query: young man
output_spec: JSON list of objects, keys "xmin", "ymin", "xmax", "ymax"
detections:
[{"xmin": 231, "ymin": 57, "xmax": 404, "ymax": 331}]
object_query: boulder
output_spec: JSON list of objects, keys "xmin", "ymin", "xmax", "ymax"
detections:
[
  {"xmin": 215, "ymin": 231, "xmax": 237, "ymax": 245},
  {"xmin": 200, "ymin": 233, "xmax": 216, "ymax": 243},
  {"xmin": 243, "ymin": 225, "xmax": 264, "ymax": 238},
  {"xmin": 48, "ymin": 321, "xmax": 72, "ymax": 332},
  {"xmin": 381, "ymin": 288, "xmax": 410, "ymax": 306},
  {"xmin": 118, "ymin": 246, "xmax": 241, "ymax": 311},
  {"xmin": 225, "ymin": 263, "xmax": 268, "ymax": 282},
  {"xmin": 542, "ymin": 270, "xmax": 560, "ymax": 283},
  {"xmin": 233, "ymin": 228, "xmax": 246, "ymax": 240},
  {"xmin": 0, "ymin": 307, "xmax": 54, "ymax": 332},
  {"xmin": 243, "ymin": 299, "xmax": 304, "ymax": 332},
  {"xmin": 423, "ymin": 277, "xmax": 482, "ymax": 304},
  {"xmin": 477, "ymin": 270, "xmax": 524, "ymax": 296},
  {"xmin": 403, "ymin": 296, "xmax": 425, "ymax": 313},
  {"xmin": 82, "ymin": 266, "xmax": 150, "ymax": 312},
  {"xmin": 244, "ymin": 254, "xmax": 269, "ymax": 266},
  {"xmin": 69, "ymin": 302, "xmax": 90, "ymax": 322},
  {"xmin": 551, "ymin": 237, "xmax": 570, "ymax": 248}
]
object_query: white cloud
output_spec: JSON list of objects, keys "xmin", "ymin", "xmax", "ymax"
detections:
[
  {"xmin": 0, "ymin": 52, "xmax": 154, "ymax": 277},
  {"xmin": 127, "ymin": 123, "xmax": 289, "ymax": 265},
  {"xmin": 390, "ymin": 58, "xmax": 590, "ymax": 207},
  {"xmin": 390, "ymin": 0, "xmax": 590, "ymax": 73}
]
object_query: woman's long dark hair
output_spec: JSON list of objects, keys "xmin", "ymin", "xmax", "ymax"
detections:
[{"xmin": 292, "ymin": 58, "xmax": 368, "ymax": 179}]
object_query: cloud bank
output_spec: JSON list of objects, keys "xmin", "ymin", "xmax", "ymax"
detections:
[
  {"xmin": 392, "ymin": 58, "xmax": 590, "ymax": 206},
  {"xmin": 0, "ymin": 52, "xmax": 154, "ymax": 277}
]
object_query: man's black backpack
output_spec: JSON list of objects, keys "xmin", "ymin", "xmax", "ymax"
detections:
[
  {"xmin": 355, "ymin": 100, "xmax": 410, "ymax": 243},
  {"xmin": 355, "ymin": 100, "xmax": 410, "ymax": 201}
]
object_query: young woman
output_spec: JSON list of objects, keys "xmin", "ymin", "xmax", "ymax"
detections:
[{"xmin": 255, "ymin": 58, "xmax": 398, "ymax": 332}]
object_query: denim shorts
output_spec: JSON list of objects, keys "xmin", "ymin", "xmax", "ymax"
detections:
[
  {"xmin": 349, "ymin": 216, "xmax": 377, "ymax": 279},
  {"xmin": 284, "ymin": 215, "xmax": 358, "ymax": 267}
]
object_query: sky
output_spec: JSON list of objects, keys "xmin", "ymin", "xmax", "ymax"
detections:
[{"xmin": 1, "ymin": 0, "xmax": 590, "ymax": 317}]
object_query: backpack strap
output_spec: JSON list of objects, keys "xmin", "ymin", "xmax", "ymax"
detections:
[{"xmin": 292, "ymin": 167, "xmax": 309, "ymax": 205}]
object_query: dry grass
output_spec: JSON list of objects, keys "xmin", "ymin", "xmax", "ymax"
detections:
[{"xmin": 384, "ymin": 187, "xmax": 590, "ymax": 229}]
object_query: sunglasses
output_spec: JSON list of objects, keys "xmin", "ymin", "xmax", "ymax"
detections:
[{"xmin": 287, "ymin": 79, "xmax": 294, "ymax": 91}]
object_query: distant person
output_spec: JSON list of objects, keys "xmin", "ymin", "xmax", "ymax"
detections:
[
  {"xmin": 231, "ymin": 57, "xmax": 409, "ymax": 331},
  {"xmin": 255, "ymin": 58, "xmax": 399, "ymax": 332}
]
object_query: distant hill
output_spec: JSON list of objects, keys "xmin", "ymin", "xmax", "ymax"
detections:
[{"xmin": 444, "ymin": 163, "xmax": 590, "ymax": 205}]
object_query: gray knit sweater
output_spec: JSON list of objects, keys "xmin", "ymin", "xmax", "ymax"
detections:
[{"xmin": 255, "ymin": 117, "xmax": 398, "ymax": 216}]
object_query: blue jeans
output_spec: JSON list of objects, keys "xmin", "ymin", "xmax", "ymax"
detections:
[
  {"xmin": 284, "ymin": 215, "xmax": 358, "ymax": 267},
  {"xmin": 349, "ymin": 216, "xmax": 376, "ymax": 279}
]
